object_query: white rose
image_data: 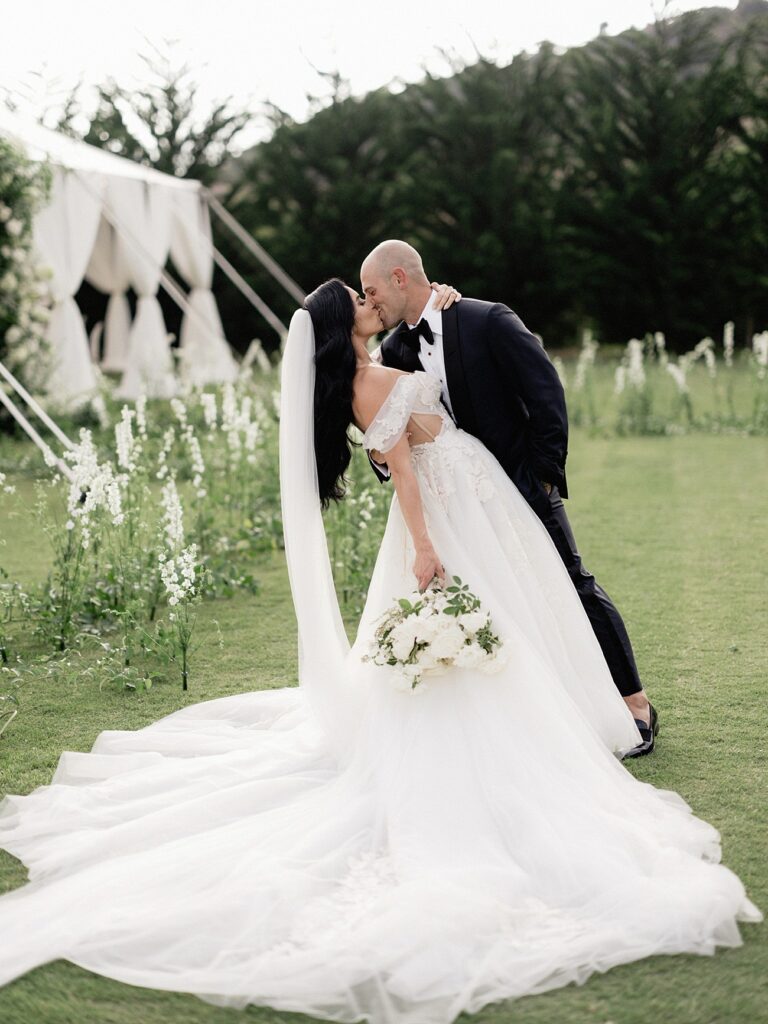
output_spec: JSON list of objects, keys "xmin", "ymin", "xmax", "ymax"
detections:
[
  {"xmin": 5, "ymin": 219, "xmax": 23, "ymax": 237},
  {"xmin": 459, "ymin": 610, "xmax": 489, "ymax": 635},
  {"xmin": 390, "ymin": 619, "xmax": 418, "ymax": 661},
  {"xmin": 415, "ymin": 646, "xmax": 439, "ymax": 670},
  {"xmin": 413, "ymin": 616, "xmax": 439, "ymax": 644},
  {"xmin": 430, "ymin": 621, "xmax": 467, "ymax": 661},
  {"xmin": 454, "ymin": 643, "xmax": 487, "ymax": 669}
]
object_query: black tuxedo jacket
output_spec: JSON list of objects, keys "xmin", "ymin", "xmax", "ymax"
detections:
[{"xmin": 368, "ymin": 298, "xmax": 568, "ymax": 520}]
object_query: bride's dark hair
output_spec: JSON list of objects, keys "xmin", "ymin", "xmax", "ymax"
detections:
[{"xmin": 304, "ymin": 278, "xmax": 359, "ymax": 509}]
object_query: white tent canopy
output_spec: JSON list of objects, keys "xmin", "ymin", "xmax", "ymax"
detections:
[{"xmin": 0, "ymin": 109, "xmax": 238, "ymax": 404}]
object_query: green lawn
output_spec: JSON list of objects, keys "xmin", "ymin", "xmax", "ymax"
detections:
[{"xmin": 0, "ymin": 429, "xmax": 766, "ymax": 1024}]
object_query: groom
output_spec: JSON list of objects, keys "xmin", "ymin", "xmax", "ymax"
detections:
[{"xmin": 360, "ymin": 240, "xmax": 658, "ymax": 757}]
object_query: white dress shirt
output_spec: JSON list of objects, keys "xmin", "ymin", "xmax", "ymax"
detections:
[{"xmin": 406, "ymin": 295, "xmax": 455, "ymax": 420}]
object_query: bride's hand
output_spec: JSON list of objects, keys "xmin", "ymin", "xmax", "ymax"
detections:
[
  {"xmin": 430, "ymin": 282, "xmax": 462, "ymax": 310},
  {"xmin": 413, "ymin": 547, "xmax": 446, "ymax": 591}
]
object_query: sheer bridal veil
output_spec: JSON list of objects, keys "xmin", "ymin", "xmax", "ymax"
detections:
[{"xmin": 278, "ymin": 309, "xmax": 359, "ymax": 760}]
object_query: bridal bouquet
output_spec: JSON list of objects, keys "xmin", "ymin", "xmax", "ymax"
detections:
[{"xmin": 362, "ymin": 576, "xmax": 505, "ymax": 691}]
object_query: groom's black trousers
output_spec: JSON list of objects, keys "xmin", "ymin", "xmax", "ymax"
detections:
[{"xmin": 540, "ymin": 487, "xmax": 643, "ymax": 697}]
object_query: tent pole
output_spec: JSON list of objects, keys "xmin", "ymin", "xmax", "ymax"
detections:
[
  {"xmin": 0, "ymin": 386, "xmax": 74, "ymax": 482},
  {"xmin": 203, "ymin": 191, "xmax": 306, "ymax": 305},
  {"xmin": 0, "ymin": 361, "xmax": 74, "ymax": 450},
  {"xmin": 210, "ymin": 247, "xmax": 287, "ymax": 337}
]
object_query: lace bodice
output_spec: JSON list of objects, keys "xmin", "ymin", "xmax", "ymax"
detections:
[
  {"xmin": 361, "ymin": 370, "xmax": 496, "ymax": 511},
  {"xmin": 362, "ymin": 371, "xmax": 450, "ymax": 455}
]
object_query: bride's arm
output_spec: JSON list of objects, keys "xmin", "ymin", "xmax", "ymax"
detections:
[
  {"xmin": 378, "ymin": 435, "xmax": 446, "ymax": 590},
  {"xmin": 356, "ymin": 374, "xmax": 445, "ymax": 590}
]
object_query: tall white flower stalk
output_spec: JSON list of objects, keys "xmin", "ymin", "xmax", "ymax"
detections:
[
  {"xmin": 157, "ymin": 476, "xmax": 204, "ymax": 690},
  {"xmin": 753, "ymin": 331, "xmax": 768, "ymax": 382},
  {"xmin": 721, "ymin": 322, "xmax": 737, "ymax": 420},
  {"xmin": 572, "ymin": 328, "xmax": 600, "ymax": 427},
  {"xmin": 41, "ymin": 429, "xmax": 126, "ymax": 649},
  {"xmin": 615, "ymin": 337, "xmax": 654, "ymax": 434},
  {"xmin": 752, "ymin": 331, "xmax": 768, "ymax": 429}
]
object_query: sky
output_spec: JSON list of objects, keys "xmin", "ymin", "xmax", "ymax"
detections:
[{"xmin": 1, "ymin": 0, "xmax": 739, "ymax": 150}]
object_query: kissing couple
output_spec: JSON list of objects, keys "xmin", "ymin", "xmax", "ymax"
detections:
[{"xmin": 0, "ymin": 240, "xmax": 759, "ymax": 1024}]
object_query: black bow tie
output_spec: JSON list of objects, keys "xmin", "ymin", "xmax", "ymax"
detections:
[{"xmin": 401, "ymin": 318, "xmax": 435, "ymax": 353}]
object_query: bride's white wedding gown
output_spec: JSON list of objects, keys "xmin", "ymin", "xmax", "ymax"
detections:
[{"xmin": 0, "ymin": 370, "xmax": 760, "ymax": 1023}]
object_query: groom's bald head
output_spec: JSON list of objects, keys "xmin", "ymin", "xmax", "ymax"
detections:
[{"xmin": 360, "ymin": 239, "xmax": 431, "ymax": 329}]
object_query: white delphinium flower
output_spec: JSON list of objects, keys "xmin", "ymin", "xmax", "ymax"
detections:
[
  {"xmin": 244, "ymin": 421, "xmax": 261, "ymax": 465},
  {"xmin": 666, "ymin": 360, "xmax": 690, "ymax": 394},
  {"xmin": 170, "ymin": 397, "xmax": 188, "ymax": 428},
  {"xmin": 114, "ymin": 406, "xmax": 137, "ymax": 471},
  {"xmin": 685, "ymin": 337, "xmax": 716, "ymax": 379},
  {"xmin": 156, "ymin": 427, "xmax": 176, "ymax": 481},
  {"xmin": 654, "ymin": 332, "xmax": 669, "ymax": 367},
  {"xmin": 200, "ymin": 392, "xmax": 218, "ymax": 433},
  {"xmin": 357, "ymin": 489, "xmax": 375, "ymax": 528},
  {"xmin": 703, "ymin": 347, "xmax": 716, "ymax": 378},
  {"xmin": 614, "ymin": 365, "xmax": 627, "ymax": 395},
  {"xmin": 63, "ymin": 428, "xmax": 125, "ymax": 545},
  {"xmin": 239, "ymin": 395, "xmax": 252, "ymax": 429},
  {"xmin": 135, "ymin": 395, "xmax": 148, "ymax": 440},
  {"xmin": 723, "ymin": 322, "xmax": 735, "ymax": 368},
  {"xmin": 105, "ymin": 476, "xmax": 124, "ymax": 526},
  {"xmin": 221, "ymin": 383, "xmax": 241, "ymax": 454},
  {"xmin": 574, "ymin": 329, "xmax": 599, "ymax": 391},
  {"xmin": 752, "ymin": 331, "xmax": 768, "ymax": 381},
  {"xmin": 160, "ymin": 478, "xmax": 185, "ymax": 550},
  {"xmin": 159, "ymin": 544, "xmax": 199, "ymax": 606},
  {"xmin": 626, "ymin": 338, "xmax": 646, "ymax": 388},
  {"xmin": 187, "ymin": 430, "xmax": 207, "ymax": 498},
  {"xmin": 552, "ymin": 356, "xmax": 567, "ymax": 390}
]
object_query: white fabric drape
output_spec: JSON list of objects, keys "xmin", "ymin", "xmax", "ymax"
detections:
[
  {"xmin": 85, "ymin": 216, "xmax": 132, "ymax": 372},
  {"xmin": 108, "ymin": 178, "xmax": 177, "ymax": 400},
  {"xmin": 32, "ymin": 166, "xmax": 104, "ymax": 407},
  {"xmin": 170, "ymin": 190, "xmax": 237, "ymax": 386},
  {"xmin": 278, "ymin": 310, "xmax": 359, "ymax": 758}
]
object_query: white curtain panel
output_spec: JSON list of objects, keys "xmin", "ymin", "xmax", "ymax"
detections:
[
  {"xmin": 85, "ymin": 216, "xmax": 132, "ymax": 372},
  {"xmin": 32, "ymin": 166, "xmax": 104, "ymax": 406},
  {"xmin": 170, "ymin": 190, "xmax": 237, "ymax": 386},
  {"xmin": 107, "ymin": 178, "xmax": 177, "ymax": 400}
]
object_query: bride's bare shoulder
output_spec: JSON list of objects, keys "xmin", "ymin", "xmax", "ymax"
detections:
[{"xmin": 352, "ymin": 366, "xmax": 412, "ymax": 430}]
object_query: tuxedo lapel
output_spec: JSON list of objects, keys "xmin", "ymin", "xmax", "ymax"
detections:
[{"xmin": 441, "ymin": 305, "xmax": 477, "ymax": 432}]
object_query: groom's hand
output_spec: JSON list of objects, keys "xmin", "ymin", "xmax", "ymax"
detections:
[{"xmin": 541, "ymin": 481, "xmax": 553, "ymax": 495}]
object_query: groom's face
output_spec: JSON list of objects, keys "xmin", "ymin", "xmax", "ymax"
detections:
[{"xmin": 360, "ymin": 267, "xmax": 407, "ymax": 330}]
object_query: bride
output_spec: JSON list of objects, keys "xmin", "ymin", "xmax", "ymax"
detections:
[{"xmin": 0, "ymin": 279, "xmax": 760, "ymax": 1024}]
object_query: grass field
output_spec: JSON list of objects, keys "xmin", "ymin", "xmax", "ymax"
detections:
[{"xmin": 0, "ymin": 427, "xmax": 766, "ymax": 1024}]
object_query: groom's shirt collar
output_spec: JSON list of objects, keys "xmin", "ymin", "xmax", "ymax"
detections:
[{"xmin": 406, "ymin": 295, "xmax": 443, "ymax": 336}]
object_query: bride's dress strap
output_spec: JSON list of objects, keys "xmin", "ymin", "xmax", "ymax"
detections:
[{"xmin": 362, "ymin": 373, "xmax": 439, "ymax": 455}]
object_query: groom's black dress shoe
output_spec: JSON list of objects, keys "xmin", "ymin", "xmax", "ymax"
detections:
[{"xmin": 624, "ymin": 703, "xmax": 659, "ymax": 758}]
